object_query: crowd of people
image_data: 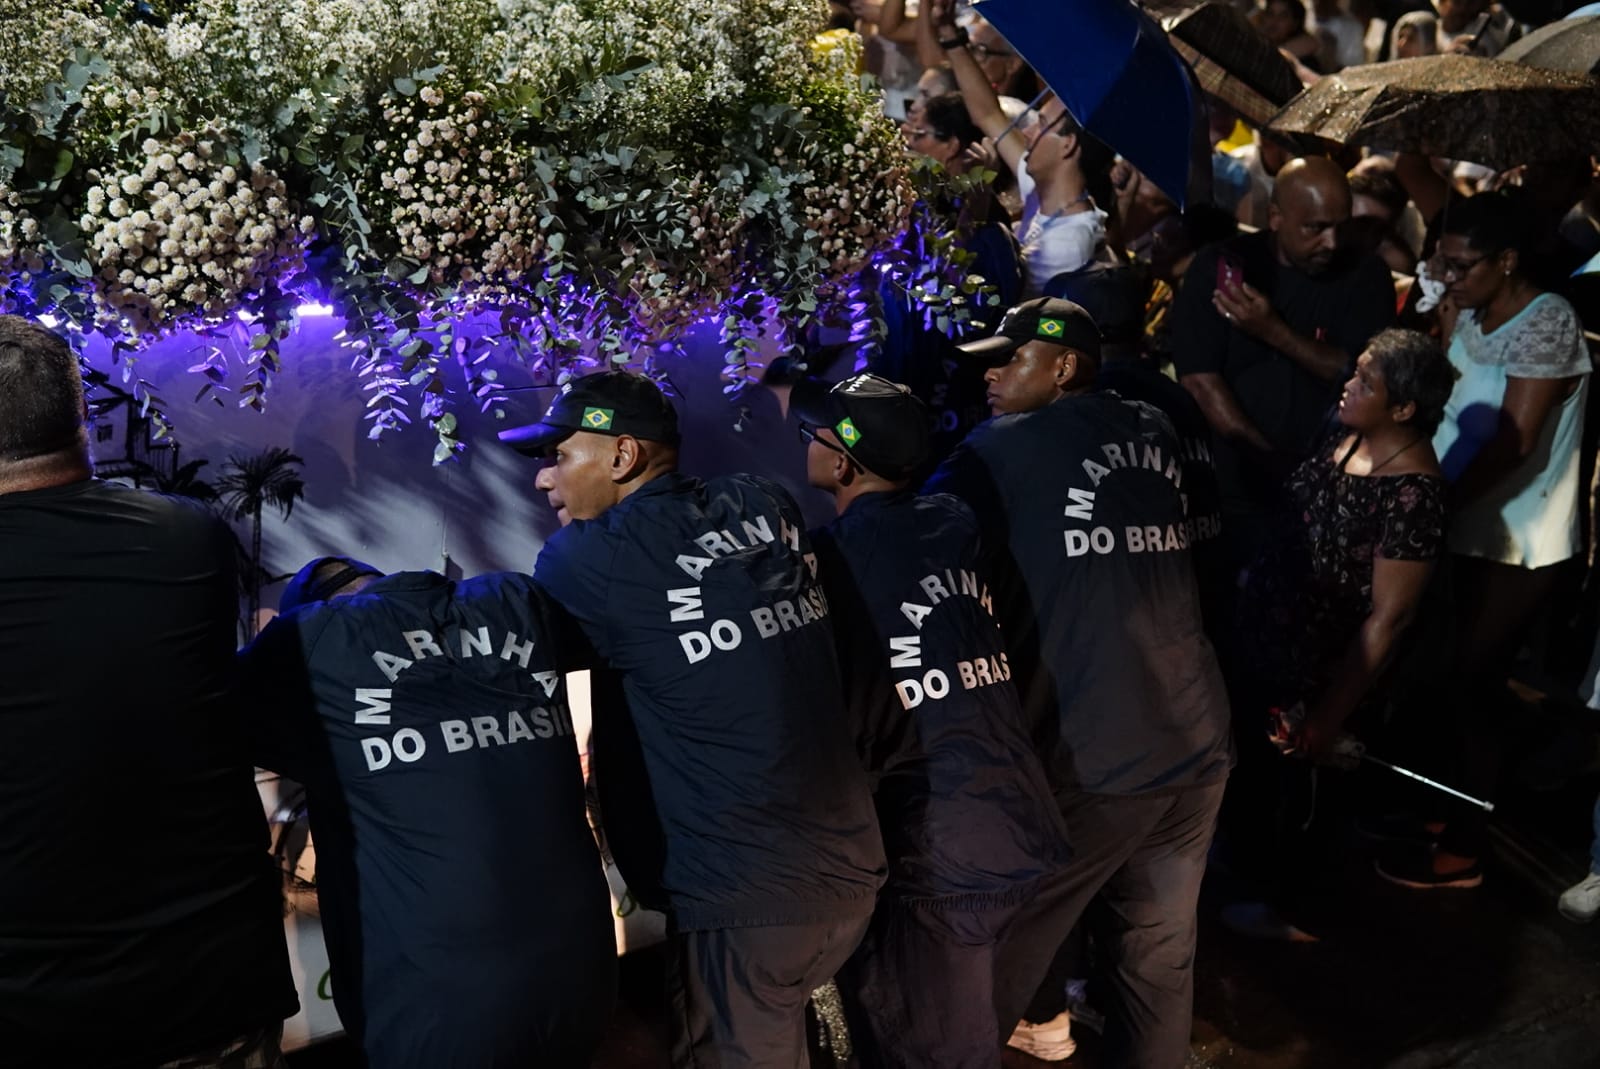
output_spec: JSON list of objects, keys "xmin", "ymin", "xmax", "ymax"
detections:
[{"xmin": 5, "ymin": 0, "xmax": 1600, "ymax": 1067}]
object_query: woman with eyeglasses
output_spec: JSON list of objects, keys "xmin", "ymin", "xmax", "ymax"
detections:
[{"xmin": 1375, "ymin": 191, "xmax": 1594, "ymax": 891}]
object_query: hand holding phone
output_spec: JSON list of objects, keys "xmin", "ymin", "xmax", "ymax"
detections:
[{"xmin": 1216, "ymin": 253, "xmax": 1244, "ymax": 295}]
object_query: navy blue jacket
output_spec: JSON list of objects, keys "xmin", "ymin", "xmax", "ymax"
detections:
[
  {"xmin": 534, "ymin": 472, "xmax": 886, "ymax": 930},
  {"xmin": 811, "ymin": 491, "xmax": 1070, "ymax": 905},
  {"xmin": 238, "ymin": 572, "xmax": 615, "ymax": 1069},
  {"xmin": 925, "ymin": 393, "xmax": 1233, "ymax": 796}
]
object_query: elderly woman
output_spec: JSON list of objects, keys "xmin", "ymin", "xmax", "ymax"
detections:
[
  {"xmin": 1377, "ymin": 192, "xmax": 1594, "ymax": 890},
  {"xmin": 1225, "ymin": 328, "xmax": 1453, "ymax": 937},
  {"xmin": 1243, "ymin": 328, "xmax": 1454, "ymax": 757}
]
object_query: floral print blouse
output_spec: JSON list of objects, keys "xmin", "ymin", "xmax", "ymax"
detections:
[{"xmin": 1239, "ymin": 434, "xmax": 1446, "ymax": 705}]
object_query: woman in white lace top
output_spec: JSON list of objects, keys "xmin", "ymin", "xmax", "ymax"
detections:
[{"xmin": 1378, "ymin": 192, "xmax": 1594, "ymax": 892}]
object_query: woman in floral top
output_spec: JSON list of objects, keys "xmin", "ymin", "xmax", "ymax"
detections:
[
  {"xmin": 1226, "ymin": 330, "xmax": 1453, "ymax": 939},
  {"xmin": 1242, "ymin": 328, "xmax": 1454, "ymax": 758}
]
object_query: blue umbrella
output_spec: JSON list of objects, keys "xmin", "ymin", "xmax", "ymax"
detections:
[
  {"xmin": 1575, "ymin": 249, "xmax": 1600, "ymax": 276},
  {"xmin": 975, "ymin": 0, "xmax": 1212, "ymax": 208}
]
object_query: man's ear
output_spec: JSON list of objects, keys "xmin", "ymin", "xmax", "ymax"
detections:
[
  {"xmin": 610, "ymin": 435, "xmax": 646, "ymax": 483},
  {"xmin": 834, "ymin": 448, "xmax": 857, "ymax": 486},
  {"xmin": 1390, "ymin": 399, "xmax": 1418, "ymax": 426},
  {"xmin": 1055, "ymin": 350, "xmax": 1078, "ymax": 385}
]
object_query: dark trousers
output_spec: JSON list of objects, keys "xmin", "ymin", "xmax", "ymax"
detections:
[
  {"xmin": 993, "ymin": 781, "xmax": 1226, "ymax": 1069},
  {"xmin": 834, "ymin": 897, "xmax": 1023, "ymax": 1069},
  {"xmin": 666, "ymin": 913, "xmax": 871, "ymax": 1069},
  {"xmin": 1438, "ymin": 554, "xmax": 1572, "ymax": 858}
]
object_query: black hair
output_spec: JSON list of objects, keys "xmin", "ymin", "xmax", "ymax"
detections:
[
  {"xmin": 1439, "ymin": 191, "xmax": 1527, "ymax": 260},
  {"xmin": 1268, "ymin": 0, "xmax": 1308, "ymax": 30},
  {"xmin": 922, "ymin": 93, "xmax": 983, "ymax": 150},
  {"xmin": 1348, "ymin": 169, "xmax": 1409, "ymax": 222},
  {"xmin": 1366, "ymin": 327, "xmax": 1456, "ymax": 436},
  {"xmin": 0, "ymin": 315, "xmax": 84, "ymax": 463}
]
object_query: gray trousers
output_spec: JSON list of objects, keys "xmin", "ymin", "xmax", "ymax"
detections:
[{"xmin": 994, "ymin": 780, "xmax": 1227, "ymax": 1069}]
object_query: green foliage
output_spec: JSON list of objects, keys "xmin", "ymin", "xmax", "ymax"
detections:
[{"xmin": 0, "ymin": 0, "xmax": 992, "ymax": 460}]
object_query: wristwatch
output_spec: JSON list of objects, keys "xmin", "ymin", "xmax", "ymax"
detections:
[{"xmin": 938, "ymin": 27, "xmax": 969, "ymax": 49}]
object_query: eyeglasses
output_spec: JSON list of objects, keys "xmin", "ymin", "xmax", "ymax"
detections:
[
  {"xmin": 798, "ymin": 422, "xmax": 861, "ymax": 468},
  {"xmin": 1437, "ymin": 253, "xmax": 1489, "ymax": 281},
  {"xmin": 969, "ymin": 42, "xmax": 1015, "ymax": 60},
  {"xmin": 904, "ymin": 126, "xmax": 934, "ymax": 140}
]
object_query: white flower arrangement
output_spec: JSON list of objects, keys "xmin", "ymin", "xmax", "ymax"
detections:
[
  {"xmin": 0, "ymin": 0, "xmax": 943, "ymax": 461},
  {"xmin": 81, "ymin": 127, "xmax": 312, "ymax": 335}
]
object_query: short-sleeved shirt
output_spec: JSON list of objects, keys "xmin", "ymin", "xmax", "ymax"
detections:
[
  {"xmin": 1433, "ymin": 293, "xmax": 1594, "ymax": 568},
  {"xmin": 811, "ymin": 491, "xmax": 1070, "ymax": 905},
  {"xmin": 533, "ymin": 472, "xmax": 885, "ymax": 930},
  {"xmin": 924, "ymin": 393, "xmax": 1233, "ymax": 796},
  {"xmin": 237, "ymin": 571, "xmax": 614, "ymax": 1068},
  {"xmin": 1016, "ymin": 157, "xmax": 1106, "ymax": 298},
  {"xmin": 1171, "ymin": 230, "xmax": 1397, "ymax": 505},
  {"xmin": 0, "ymin": 480, "xmax": 296, "ymax": 1069},
  {"xmin": 1239, "ymin": 433, "xmax": 1446, "ymax": 702}
]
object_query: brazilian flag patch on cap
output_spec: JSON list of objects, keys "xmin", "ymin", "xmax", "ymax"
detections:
[
  {"xmin": 835, "ymin": 417, "xmax": 861, "ymax": 446},
  {"xmin": 582, "ymin": 406, "xmax": 615, "ymax": 430},
  {"xmin": 1036, "ymin": 317, "xmax": 1065, "ymax": 339}
]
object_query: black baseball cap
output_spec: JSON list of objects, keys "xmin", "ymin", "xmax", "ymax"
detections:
[
  {"xmin": 956, "ymin": 296, "xmax": 1102, "ymax": 366},
  {"xmin": 279, "ymin": 555, "xmax": 384, "ymax": 615},
  {"xmin": 791, "ymin": 373, "xmax": 930, "ymax": 481},
  {"xmin": 498, "ymin": 370, "xmax": 681, "ymax": 456}
]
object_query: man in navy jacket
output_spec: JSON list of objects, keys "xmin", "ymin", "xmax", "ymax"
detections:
[
  {"xmin": 237, "ymin": 558, "xmax": 616, "ymax": 1069},
  {"xmin": 505, "ymin": 371, "xmax": 885, "ymax": 1068},
  {"xmin": 926, "ymin": 299, "xmax": 1233, "ymax": 1069},
  {"xmin": 792, "ymin": 374, "xmax": 1071, "ymax": 1068}
]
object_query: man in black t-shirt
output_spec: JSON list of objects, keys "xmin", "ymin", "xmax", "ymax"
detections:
[
  {"xmin": 1171, "ymin": 157, "xmax": 1395, "ymax": 573},
  {"xmin": 236, "ymin": 557, "xmax": 617, "ymax": 1069},
  {"xmin": 0, "ymin": 316, "xmax": 296, "ymax": 1069},
  {"xmin": 790, "ymin": 374, "xmax": 1071, "ymax": 1067},
  {"xmin": 503, "ymin": 371, "xmax": 885, "ymax": 1068},
  {"xmin": 926, "ymin": 299, "xmax": 1232, "ymax": 1069}
]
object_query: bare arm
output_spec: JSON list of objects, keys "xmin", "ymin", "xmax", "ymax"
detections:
[
  {"xmin": 1299, "ymin": 554, "xmax": 1434, "ymax": 755},
  {"xmin": 1395, "ymin": 153, "xmax": 1450, "ymax": 228},
  {"xmin": 1179, "ymin": 372, "xmax": 1275, "ymax": 453},
  {"xmin": 1451, "ymin": 374, "xmax": 1578, "ymax": 506},
  {"xmin": 873, "ymin": 0, "xmax": 922, "ymax": 47},
  {"xmin": 926, "ymin": 0, "xmax": 1027, "ymax": 173},
  {"xmin": 907, "ymin": 0, "xmax": 949, "ymax": 71}
]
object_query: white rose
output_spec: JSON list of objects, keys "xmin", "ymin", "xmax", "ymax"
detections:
[{"xmin": 120, "ymin": 175, "xmax": 144, "ymax": 196}]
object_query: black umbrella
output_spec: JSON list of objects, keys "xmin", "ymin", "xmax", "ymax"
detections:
[
  {"xmin": 1164, "ymin": 2, "xmax": 1306, "ymax": 127},
  {"xmin": 1498, "ymin": 14, "xmax": 1600, "ymax": 75},
  {"xmin": 1268, "ymin": 54, "xmax": 1600, "ymax": 168}
]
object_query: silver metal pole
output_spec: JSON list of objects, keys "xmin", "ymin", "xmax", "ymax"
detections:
[{"xmin": 1362, "ymin": 753, "xmax": 1495, "ymax": 812}]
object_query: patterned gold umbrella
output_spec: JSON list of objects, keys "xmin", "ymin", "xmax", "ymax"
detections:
[
  {"xmin": 1267, "ymin": 54, "xmax": 1600, "ymax": 168},
  {"xmin": 1165, "ymin": 3, "xmax": 1306, "ymax": 128},
  {"xmin": 1499, "ymin": 15, "xmax": 1600, "ymax": 76}
]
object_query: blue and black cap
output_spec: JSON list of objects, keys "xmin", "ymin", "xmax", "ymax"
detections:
[
  {"xmin": 791, "ymin": 372, "xmax": 930, "ymax": 481},
  {"xmin": 498, "ymin": 370, "xmax": 681, "ymax": 457},
  {"xmin": 956, "ymin": 296, "xmax": 1102, "ymax": 366}
]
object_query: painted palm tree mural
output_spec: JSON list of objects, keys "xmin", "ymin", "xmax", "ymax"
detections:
[{"xmin": 216, "ymin": 447, "xmax": 306, "ymax": 638}]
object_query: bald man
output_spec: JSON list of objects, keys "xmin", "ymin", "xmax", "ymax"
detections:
[{"xmin": 1171, "ymin": 156, "xmax": 1396, "ymax": 576}]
